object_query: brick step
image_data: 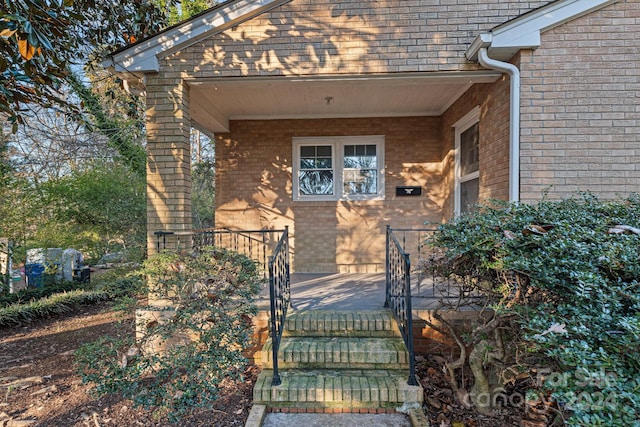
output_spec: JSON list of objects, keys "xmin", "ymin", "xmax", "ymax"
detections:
[
  {"xmin": 260, "ymin": 336, "xmax": 410, "ymax": 369},
  {"xmin": 283, "ymin": 310, "xmax": 401, "ymax": 338},
  {"xmin": 253, "ymin": 369, "xmax": 423, "ymax": 409}
]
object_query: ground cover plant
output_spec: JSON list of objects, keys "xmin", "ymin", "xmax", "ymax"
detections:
[
  {"xmin": 0, "ymin": 268, "xmax": 143, "ymax": 326},
  {"xmin": 425, "ymin": 194, "xmax": 640, "ymax": 426},
  {"xmin": 75, "ymin": 248, "xmax": 261, "ymax": 423}
]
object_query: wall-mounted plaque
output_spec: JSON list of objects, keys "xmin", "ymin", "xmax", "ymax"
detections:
[{"xmin": 396, "ymin": 186, "xmax": 422, "ymax": 196}]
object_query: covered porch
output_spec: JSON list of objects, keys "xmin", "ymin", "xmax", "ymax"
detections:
[{"xmin": 258, "ymin": 272, "xmax": 458, "ymax": 312}]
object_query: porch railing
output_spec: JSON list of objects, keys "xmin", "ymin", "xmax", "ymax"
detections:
[
  {"xmin": 154, "ymin": 228, "xmax": 286, "ymax": 277},
  {"xmin": 384, "ymin": 225, "xmax": 418, "ymax": 386},
  {"xmin": 392, "ymin": 227, "xmax": 483, "ymax": 300},
  {"xmin": 155, "ymin": 226, "xmax": 291, "ymax": 386},
  {"xmin": 268, "ymin": 226, "xmax": 290, "ymax": 386}
]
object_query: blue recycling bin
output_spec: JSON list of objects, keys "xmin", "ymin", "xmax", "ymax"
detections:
[{"xmin": 25, "ymin": 263, "xmax": 45, "ymax": 288}]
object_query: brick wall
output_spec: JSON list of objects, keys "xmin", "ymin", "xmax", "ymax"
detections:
[
  {"xmin": 168, "ymin": 0, "xmax": 548, "ymax": 77},
  {"xmin": 519, "ymin": 0, "xmax": 640, "ymax": 201},
  {"xmin": 440, "ymin": 78, "xmax": 512, "ymax": 217},
  {"xmin": 215, "ymin": 117, "xmax": 446, "ymax": 273}
]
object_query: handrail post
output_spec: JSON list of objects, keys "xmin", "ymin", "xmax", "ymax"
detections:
[
  {"xmin": 154, "ymin": 231, "xmax": 174, "ymax": 253},
  {"xmin": 384, "ymin": 225, "xmax": 390, "ymax": 308},
  {"xmin": 385, "ymin": 226, "xmax": 417, "ymax": 387},
  {"xmin": 268, "ymin": 256, "xmax": 281, "ymax": 386},
  {"xmin": 404, "ymin": 252, "xmax": 417, "ymax": 386},
  {"xmin": 267, "ymin": 226, "xmax": 290, "ymax": 387}
]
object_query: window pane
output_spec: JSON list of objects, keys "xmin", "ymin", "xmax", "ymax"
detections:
[
  {"xmin": 300, "ymin": 145, "xmax": 332, "ymax": 170},
  {"xmin": 315, "ymin": 158, "xmax": 332, "ymax": 169},
  {"xmin": 344, "ymin": 170, "xmax": 377, "ymax": 195},
  {"xmin": 316, "ymin": 145, "xmax": 332, "ymax": 157},
  {"xmin": 344, "ymin": 145, "xmax": 355, "ymax": 156},
  {"xmin": 300, "ymin": 146, "xmax": 316, "ymax": 157},
  {"xmin": 344, "ymin": 145, "xmax": 377, "ymax": 169},
  {"xmin": 342, "ymin": 144, "xmax": 378, "ymax": 195},
  {"xmin": 460, "ymin": 122, "xmax": 479, "ymax": 176},
  {"xmin": 460, "ymin": 178, "xmax": 479, "ymax": 214},
  {"xmin": 300, "ymin": 158, "xmax": 315, "ymax": 169},
  {"xmin": 299, "ymin": 170, "xmax": 334, "ymax": 195}
]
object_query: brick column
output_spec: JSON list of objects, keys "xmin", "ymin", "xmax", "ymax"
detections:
[{"xmin": 145, "ymin": 78, "xmax": 192, "ymax": 255}]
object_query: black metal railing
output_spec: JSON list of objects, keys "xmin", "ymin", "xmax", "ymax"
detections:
[
  {"xmin": 384, "ymin": 225, "xmax": 418, "ymax": 386},
  {"xmin": 268, "ymin": 226, "xmax": 290, "ymax": 386},
  {"xmin": 154, "ymin": 228, "xmax": 286, "ymax": 277},
  {"xmin": 392, "ymin": 227, "xmax": 474, "ymax": 299}
]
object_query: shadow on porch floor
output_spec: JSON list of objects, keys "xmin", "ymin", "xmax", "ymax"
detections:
[{"xmin": 257, "ymin": 273, "xmax": 450, "ymax": 311}]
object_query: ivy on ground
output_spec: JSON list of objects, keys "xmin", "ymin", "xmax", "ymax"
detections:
[{"xmin": 75, "ymin": 248, "xmax": 261, "ymax": 423}]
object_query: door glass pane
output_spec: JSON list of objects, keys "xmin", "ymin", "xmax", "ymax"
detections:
[
  {"xmin": 460, "ymin": 178, "xmax": 479, "ymax": 214},
  {"xmin": 460, "ymin": 123, "xmax": 479, "ymax": 176}
]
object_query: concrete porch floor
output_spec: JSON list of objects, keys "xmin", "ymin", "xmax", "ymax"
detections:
[{"xmin": 257, "ymin": 273, "xmax": 447, "ymax": 311}]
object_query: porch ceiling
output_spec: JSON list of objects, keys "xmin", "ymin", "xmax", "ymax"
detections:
[{"xmin": 188, "ymin": 71, "xmax": 501, "ymax": 133}]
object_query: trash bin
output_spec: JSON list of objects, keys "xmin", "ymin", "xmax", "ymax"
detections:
[
  {"xmin": 25, "ymin": 263, "xmax": 45, "ymax": 288},
  {"xmin": 73, "ymin": 266, "xmax": 91, "ymax": 284}
]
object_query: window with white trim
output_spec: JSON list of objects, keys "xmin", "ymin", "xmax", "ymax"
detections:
[
  {"xmin": 293, "ymin": 136, "xmax": 385, "ymax": 201},
  {"xmin": 454, "ymin": 107, "xmax": 480, "ymax": 215}
]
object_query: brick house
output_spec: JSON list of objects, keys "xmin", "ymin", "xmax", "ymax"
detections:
[{"xmin": 104, "ymin": 0, "xmax": 640, "ymax": 273}]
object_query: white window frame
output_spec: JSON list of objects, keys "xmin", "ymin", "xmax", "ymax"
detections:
[
  {"xmin": 292, "ymin": 135, "xmax": 385, "ymax": 201},
  {"xmin": 453, "ymin": 106, "xmax": 480, "ymax": 215}
]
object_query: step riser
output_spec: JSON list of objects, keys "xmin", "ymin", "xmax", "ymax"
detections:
[
  {"xmin": 254, "ymin": 370, "xmax": 423, "ymax": 409},
  {"xmin": 260, "ymin": 338, "xmax": 409, "ymax": 370},
  {"xmin": 254, "ymin": 310, "xmax": 423, "ymax": 410},
  {"xmin": 282, "ymin": 311, "xmax": 401, "ymax": 338}
]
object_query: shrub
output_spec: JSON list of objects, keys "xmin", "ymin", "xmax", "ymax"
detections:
[
  {"xmin": 75, "ymin": 248, "xmax": 262, "ymax": 423},
  {"xmin": 426, "ymin": 194, "xmax": 640, "ymax": 425}
]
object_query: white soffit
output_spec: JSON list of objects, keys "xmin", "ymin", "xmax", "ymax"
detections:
[
  {"xmin": 188, "ymin": 72, "xmax": 501, "ymax": 133},
  {"xmin": 103, "ymin": 0, "xmax": 290, "ymax": 74},
  {"xmin": 467, "ymin": 0, "xmax": 618, "ymax": 61}
]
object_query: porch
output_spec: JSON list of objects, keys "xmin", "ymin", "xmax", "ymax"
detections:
[{"xmin": 257, "ymin": 272, "xmax": 454, "ymax": 312}]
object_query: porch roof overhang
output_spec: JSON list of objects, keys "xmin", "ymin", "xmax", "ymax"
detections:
[{"xmin": 187, "ymin": 71, "xmax": 501, "ymax": 133}]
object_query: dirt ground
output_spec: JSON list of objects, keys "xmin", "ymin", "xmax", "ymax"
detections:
[
  {"xmin": 0, "ymin": 303, "xmax": 256, "ymax": 427},
  {"xmin": 0, "ymin": 302, "xmax": 544, "ymax": 427}
]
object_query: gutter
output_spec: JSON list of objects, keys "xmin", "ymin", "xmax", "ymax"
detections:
[{"xmin": 466, "ymin": 37, "xmax": 520, "ymax": 203}]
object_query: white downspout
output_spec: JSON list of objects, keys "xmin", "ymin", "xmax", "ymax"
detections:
[{"xmin": 477, "ymin": 48, "xmax": 520, "ymax": 203}]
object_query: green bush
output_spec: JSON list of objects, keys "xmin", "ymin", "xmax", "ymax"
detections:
[
  {"xmin": 75, "ymin": 248, "xmax": 261, "ymax": 423},
  {"xmin": 428, "ymin": 194, "xmax": 640, "ymax": 425}
]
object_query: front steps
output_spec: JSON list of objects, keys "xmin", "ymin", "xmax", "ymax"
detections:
[{"xmin": 253, "ymin": 310, "xmax": 423, "ymax": 411}]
